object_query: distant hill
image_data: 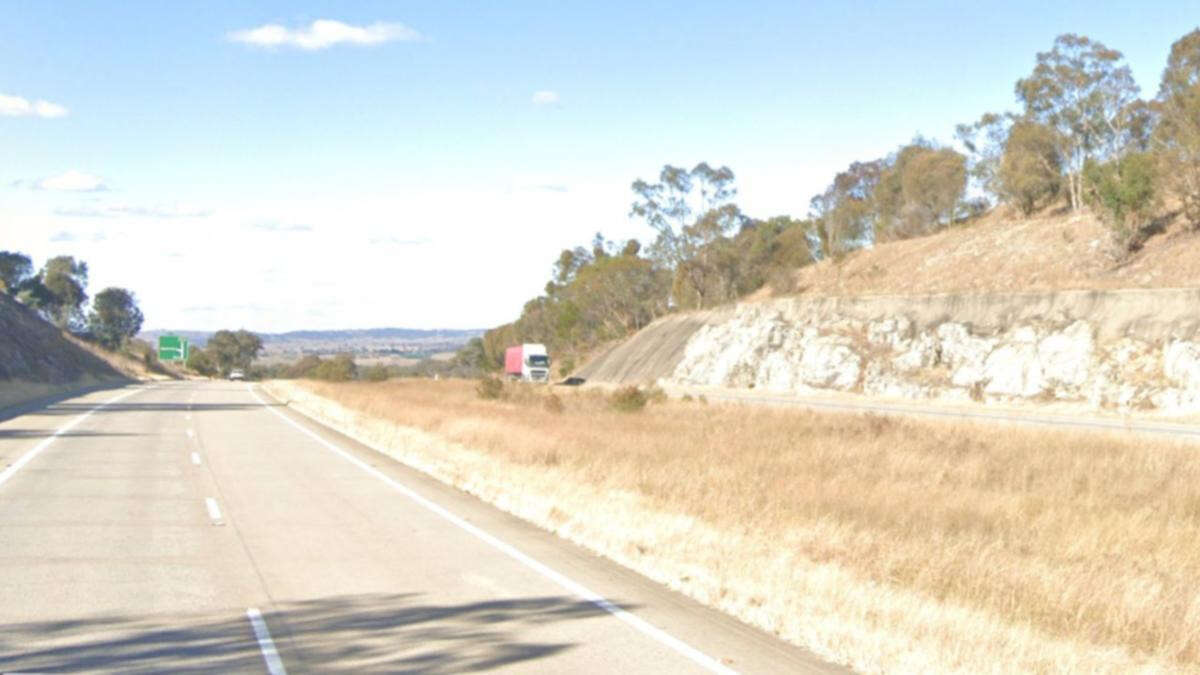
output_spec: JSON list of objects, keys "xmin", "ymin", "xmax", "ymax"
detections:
[
  {"xmin": 139, "ymin": 327, "xmax": 483, "ymax": 347},
  {"xmin": 262, "ymin": 328, "xmax": 484, "ymax": 343},
  {"xmin": 138, "ymin": 327, "xmax": 483, "ymax": 365},
  {"xmin": 138, "ymin": 330, "xmax": 215, "ymax": 347}
]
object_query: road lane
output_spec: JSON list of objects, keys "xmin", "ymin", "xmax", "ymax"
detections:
[
  {"xmin": 0, "ymin": 381, "xmax": 841, "ymax": 673},
  {"xmin": 0, "ymin": 382, "xmax": 274, "ymax": 672}
]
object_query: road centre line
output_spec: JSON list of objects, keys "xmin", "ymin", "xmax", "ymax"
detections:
[
  {"xmin": 186, "ymin": 428, "xmax": 195, "ymax": 439},
  {"xmin": 248, "ymin": 385, "xmax": 735, "ymax": 674},
  {"xmin": 0, "ymin": 387, "xmax": 143, "ymax": 490},
  {"xmin": 245, "ymin": 607, "xmax": 287, "ymax": 675},
  {"xmin": 191, "ymin": 452, "xmax": 201, "ymax": 465},
  {"xmin": 204, "ymin": 497, "xmax": 223, "ymax": 524}
]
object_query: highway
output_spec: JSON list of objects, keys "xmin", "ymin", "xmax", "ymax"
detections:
[{"xmin": 0, "ymin": 381, "xmax": 839, "ymax": 674}]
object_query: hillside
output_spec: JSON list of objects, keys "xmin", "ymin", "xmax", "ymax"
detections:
[
  {"xmin": 778, "ymin": 205, "xmax": 1196, "ymax": 297},
  {"xmin": 0, "ymin": 294, "xmax": 137, "ymax": 408},
  {"xmin": 578, "ymin": 207, "xmax": 1200, "ymax": 415}
]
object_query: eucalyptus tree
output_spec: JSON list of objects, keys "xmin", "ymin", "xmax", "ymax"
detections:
[
  {"xmin": 630, "ymin": 162, "xmax": 746, "ymax": 309},
  {"xmin": 0, "ymin": 251, "xmax": 33, "ymax": 294},
  {"xmin": 1155, "ymin": 28, "xmax": 1200, "ymax": 228},
  {"xmin": 87, "ymin": 287, "xmax": 144, "ymax": 349},
  {"xmin": 1015, "ymin": 34, "xmax": 1140, "ymax": 212}
]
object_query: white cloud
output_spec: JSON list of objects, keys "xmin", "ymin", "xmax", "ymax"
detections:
[
  {"xmin": 228, "ymin": 19, "xmax": 422, "ymax": 50},
  {"xmin": 54, "ymin": 201, "xmax": 212, "ymax": 219},
  {"xmin": 0, "ymin": 93, "xmax": 69, "ymax": 118},
  {"xmin": 247, "ymin": 221, "xmax": 312, "ymax": 232},
  {"xmin": 531, "ymin": 90, "xmax": 560, "ymax": 105},
  {"xmin": 37, "ymin": 170, "xmax": 107, "ymax": 192},
  {"xmin": 367, "ymin": 235, "xmax": 431, "ymax": 246}
]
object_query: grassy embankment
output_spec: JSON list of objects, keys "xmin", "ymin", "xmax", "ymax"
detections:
[{"xmin": 265, "ymin": 378, "xmax": 1200, "ymax": 673}]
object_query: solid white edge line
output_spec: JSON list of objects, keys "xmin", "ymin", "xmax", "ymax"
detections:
[
  {"xmin": 0, "ymin": 387, "xmax": 144, "ymax": 489},
  {"xmin": 204, "ymin": 496, "xmax": 223, "ymax": 523},
  {"xmin": 248, "ymin": 385, "xmax": 735, "ymax": 674},
  {"xmin": 246, "ymin": 607, "xmax": 287, "ymax": 675},
  {"xmin": 191, "ymin": 452, "xmax": 202, "ymax": 466}
]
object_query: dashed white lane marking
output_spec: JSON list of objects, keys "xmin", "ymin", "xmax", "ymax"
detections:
[
  {"xmin": 246, "ymin": 607, "xmax": 287, "ymax": 674},
  {"xmin": 204, "ymin": 497, "xmax": 223, "ymax": 524},
  {"xmin": 249, "ymin": 386, "xmax": 735, "ymax": 674},
  {"xmin": 191, "ymin": 452, "xmax": 201, "ymax": 466},
  {"xmin": 186, "ymin": 428, "xmax": 195, "ymax": 439},
  {"xmin": 0, "ymin": 388, "xmax": 144, "ymax": 489}
]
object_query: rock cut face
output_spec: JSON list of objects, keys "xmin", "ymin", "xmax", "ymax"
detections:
[{"xmin": 663, "ymin": 296, "xmax": 1200, "ymax": 414}]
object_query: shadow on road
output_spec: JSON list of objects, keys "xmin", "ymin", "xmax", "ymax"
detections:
[
  {"xmin": 0, "ymin": 592, "xmax": 623, "ymax": 673},
  {"xmin": 0, "ymin": 429, "xmax": 145, "ymax": 440},
  {"xmin": 34, "ymin": 401, "xmax": 276, "ymax": 417}
]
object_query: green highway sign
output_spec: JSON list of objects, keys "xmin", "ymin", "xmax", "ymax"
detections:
[{"xmin": 158, "ymin": 335, "xmax": 190, "ymax": 362}]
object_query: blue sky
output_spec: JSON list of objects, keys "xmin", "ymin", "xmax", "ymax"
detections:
[{"xmin": 2, "ymin": 2, "xmax": 1195, "ymax": 331}]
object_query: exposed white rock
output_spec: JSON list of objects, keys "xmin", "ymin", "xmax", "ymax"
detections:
[
  {"xmin": 1163, "ymin": 340, "xmax": 1200, "ymax": 390},
  {"xmin": 868, "ymin": 317, "xmax": 912, "ymax": 350},
  {"xmin": 798, "ymin": 338, "xmax": 861, "ymax": 390},
  {"xmin": 983, "ymin": 342, "xmax": 1043, "ymax": 397},
  {"xmin": 1037, "ymin": 320, "xmax": 1093, "ymax": 391},
  {"xmin": 892, "ymin": 333, "xmax": 939, "ymax": 373},
  {"xmin": 863, "ymin": 365, "xmax": 932, "ymax": 399},
  {"xmin": 1153, "ymin": 387, "xmax": 1200, "ymax": 414},
  {"xmin": 667, "ymin": 302, "xmax": 1200, "ymax": 413},
  {"xmin": 936, "ymin": 323, "xmax": 997, "ymax": 388}
]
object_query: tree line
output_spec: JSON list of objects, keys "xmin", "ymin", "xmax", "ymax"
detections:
[
  {"xmin": 0, "ymin": 250, "xmax": 144, "ymax": 350},
  {"xmin": 463, "ymin": 29, "xmax": 1200, "ymax": 375},
  {"xmin": 184, "ymin": 329, "xmax": 263, "ymax": 377}
]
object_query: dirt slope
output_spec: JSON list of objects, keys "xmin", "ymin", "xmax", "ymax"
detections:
[
  {"xmin": 781, "ymin": 206, "xmax": 1198, "ymax": 297},
  {"xmin": 0, "ymin": 294, "xmax": 132, "ymax": 407},
  {"xmin": 573, "ymin": 312, "xmax": 715, "ymax": 385}
]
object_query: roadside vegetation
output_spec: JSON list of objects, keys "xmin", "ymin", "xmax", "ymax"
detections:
[
  {"xmin": 273, "ymin": 378, "xmax": 1200, "ymax": 672},
  {"xmin": 464, "ymin": 29, "xmax": 1200, "ymax": 376},
  {"xmin": 0, "ymin": 250, "xmax": 154, "ymax": 368},
  {"xmin": 238, "ymin": 350, "xmax": 480, "ymax": 382}
]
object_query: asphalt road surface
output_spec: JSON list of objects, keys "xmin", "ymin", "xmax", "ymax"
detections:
[{"xmin": 0, "ymin": 381, "xmax": 841, "ymax": 674}]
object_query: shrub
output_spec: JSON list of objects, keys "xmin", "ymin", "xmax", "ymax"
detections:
[
  {"xmin": 557, "ymin": 356, "xmax": 576, "ymax": 378},
  {"xmin": 1083, "ymin": 153, "xmax": 1159, "ymax": 251},
  {"xmin": 609, "ymin": 385, "xmax": 647, "ymax": 412},
  {"xmin": 310, "ymin": 354, "xmax": 357, "ymax": 382},
  {"xmin": 361, "ymin": 364, "xmax": 390, "ymax": 382},
  {"xmin": 285, "ymin": 354, "xmax": 322, "ymax": 378},
  {"xmin": 186, "ymin": 346, "xmax": 218, "ymax": 376},
  {"xmin": 476, "ymin": 375, "xmax": 504, "ymax": 400},
  {"xmin": 645, "ymin": 385, "xmax": 668, "ymax": 404}
]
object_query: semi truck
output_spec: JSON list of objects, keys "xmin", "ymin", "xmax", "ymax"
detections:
[{"xmin": 504, "ymin": 343, "xmax": 550, "ymax": 382}]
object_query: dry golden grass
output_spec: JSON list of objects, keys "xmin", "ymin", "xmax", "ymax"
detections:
[
  {"xmin": 273, "ymin": 378, "xmax": 1200, "ymax": 673},
  {"xmin": 776, "ymin": 205, "xmax": 1200, "ymax": 298},
  {"xmin": 60, "ymin": 333, "xmax": 177, "ymax": 381}
]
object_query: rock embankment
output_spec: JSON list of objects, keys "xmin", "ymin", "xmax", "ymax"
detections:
[{"xmin": 578, "ymin": 288, "xmax": 1200, "ymax": 414}]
